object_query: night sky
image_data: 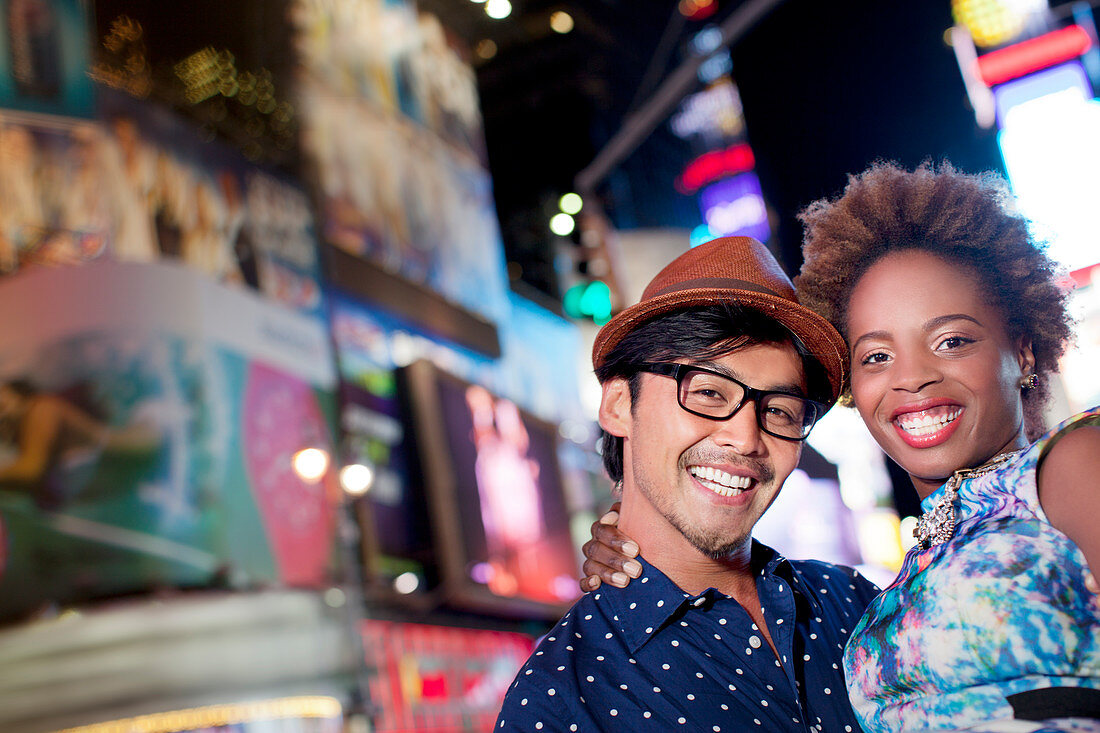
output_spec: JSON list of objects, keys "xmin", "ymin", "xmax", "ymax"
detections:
[
  {"xmin": 477, "ymin": 0, "xmax": 1013, "ymax": 288},
  {"xmin": 730, "ymin": 0, "xmax": 1005, "ymax": 271}
]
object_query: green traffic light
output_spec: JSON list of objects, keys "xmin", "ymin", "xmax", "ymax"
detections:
[
  {"xmin": 563, "ymin": 280, "xmax": 612, "ymax": 322},
  {"xmin": 579, "ymin": 280, "xmax": 612, "ymax": 321},
  {"xmin": 563, "ymin": 281, "xmax": 587, "ymax": 319}
]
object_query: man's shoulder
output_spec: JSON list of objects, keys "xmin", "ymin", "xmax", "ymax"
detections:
[
  {"xmin": 516, "ymin": 592, "xmax": 625, "ymax": 670},
  {"xmin": 497, "ymin": 594, "xmax": 620, "ymax": 731}
]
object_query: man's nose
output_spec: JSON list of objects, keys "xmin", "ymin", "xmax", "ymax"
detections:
[{"xmin": 710, "ymin": 399, "xmax": 765, "ymax": 455}]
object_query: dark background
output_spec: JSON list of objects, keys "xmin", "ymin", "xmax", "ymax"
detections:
[{"xmin": 421, "ymin": 0, "xmax": 1088, "ymax": 300}]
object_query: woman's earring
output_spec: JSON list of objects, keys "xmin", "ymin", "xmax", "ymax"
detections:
[{"xmin": 1020, "ymin": 373, "xmax": 1038, "ymax": 391}]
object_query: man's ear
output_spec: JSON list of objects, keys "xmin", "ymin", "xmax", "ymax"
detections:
[{"xmin": 598, "ymin": 377, "xmax": 632, "ymax": 438}]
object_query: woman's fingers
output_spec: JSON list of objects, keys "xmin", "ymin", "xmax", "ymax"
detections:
[
  {"xmin": 591, "ymin": 520, "xmax": 640, "ymax": 570},
  {"xmin": 579, "ymin": 536, "xmax": 641, "ymax": 592},
  {"xmin": 578, "ymin": 501, "xmax": 642, "ymax": 591},
  {"xmin": 581, "ymin": 547, "xmax": 628, "ymax": 589}
]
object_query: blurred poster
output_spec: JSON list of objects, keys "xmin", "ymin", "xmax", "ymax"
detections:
[
  {"xmin": 330, "ymin": 296, "xmax": 496, "ymax": 592},
  {"xmin": 299, "ymin": 92, "xmax": 510, "ymax": 324},
  {"xmin": 361, "ymin": 619, "xmax": 534, "ymax": 733},
  {"xmin": 753, "ymin": 445, "xmax": 862, "ymax": 567},
  {"xmin": 0, "ymin": 262, "xmax": 338, "ymax": 621},
  {"xmin": 290, "ymin": 0, "xmax": 485, "ymax": 162},
  {"xmin": 293, "ymin": 0, "xmax": 510, "ymax": 326},
  {"xmin": 0, "ymin": 98, "xmax": 325, "ymax": 318},
  {"xmin": 0, "ymin": 117, "xmax": 108, "ymax": 275},
  {"xmin": 0, "ymin": 0, "xmax": 95, "ymax": 118},
  {"xmin": 401, "ymin": 359, "xmax": 580, "ymax": 615},
  {"xmin": 496, "ymin": 291, "xmax": 585, "ymax": 424}
]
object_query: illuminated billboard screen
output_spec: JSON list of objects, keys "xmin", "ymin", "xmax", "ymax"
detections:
[
  {"xmin": 399, "ymin": 359, "xmax": 579, "ymax": 619},
  {"xmin": 361, "ymin": 619, "xmax": 534, "ymax": 732},
  {"xmin": 995, "ymin": 60, "xmax": 1100, "ymax": 273},
  {"xmin": 698, "ymin": 172, "xmax": 771, "ymax": 243}
]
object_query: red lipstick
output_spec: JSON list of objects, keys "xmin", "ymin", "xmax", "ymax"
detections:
[{"xmin": 890, "ymin": 401, "xmax": 964, "ymax": 449}]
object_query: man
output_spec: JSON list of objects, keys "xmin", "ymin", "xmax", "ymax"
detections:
[{"xmin": 495, "ymin": 236, "xmax": 880, "ymax": 731}]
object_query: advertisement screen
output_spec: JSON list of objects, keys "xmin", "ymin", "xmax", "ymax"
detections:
[
  {"xmin": 361, "ymin": 619, "xmax": 534, "ymax": 733},
  {"xmin": 0, "ymin": 262, "xmax": 339, "ymax": 622},
  {"xmin": 400, "ymin": 359, "xmax": 579, "ymax": 618}
]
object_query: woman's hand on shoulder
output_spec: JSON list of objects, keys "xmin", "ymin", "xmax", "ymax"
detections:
[
  {"xmin": 579, "ymin": 502, "xmax": 643, "ymax": 592},
  {"xmin": 1038, "ymin": 424, "xmax": 1100, "ymax": 598}
]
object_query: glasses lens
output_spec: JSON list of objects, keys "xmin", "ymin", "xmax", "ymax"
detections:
[
  {"xmin": 679, "ymin": 369, "xmax": 744, "ymax": 418},
  {"xmin": 760, "ymin": 393, "xmax": 817, "ymax": 439},
  {"xmin": 676, "ymin": 367, "xmax": 818, "ymax": 439}
]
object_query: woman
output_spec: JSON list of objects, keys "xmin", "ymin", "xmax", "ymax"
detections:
[
  {"xmin": 0, "ymin": 379, "xmax": 162, "ymax": 508},
  {"xmin": 582, "ymin": 162, "xmax": 1100, "ymax": 731}
]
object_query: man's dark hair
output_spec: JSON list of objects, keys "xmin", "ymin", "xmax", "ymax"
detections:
[{"xmin": 595, "ymin": 302, "xmax": 832, "ymax": 484}]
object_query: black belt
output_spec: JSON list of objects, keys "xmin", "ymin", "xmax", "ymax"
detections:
[{"xmin": 1008, "ymin": 687, "xmax": 1100, "ymax": 721}]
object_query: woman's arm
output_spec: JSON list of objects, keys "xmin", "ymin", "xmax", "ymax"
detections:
[
  {"xmin": 579, "ymin": 502, "xmax": 643, "ymax": 591},
  {"xmin": 1038, "ymin": 425, "xmax": 1100, "ymax": 581},
  {"xmin": 0, "ymin": 399, "xmax": 61, "ymax": 483}
]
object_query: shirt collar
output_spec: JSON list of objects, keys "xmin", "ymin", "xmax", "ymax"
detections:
[
  {"xmin": 597, "ymin": 556, "xmax": 693, "ymax": 653},
  {"xmin": 760, "ymin": 542, "xmax": 826, "ymax": 617},
  {"xmin": 599, "ymin": 540, "xmax": 817, "ymax": 653}
]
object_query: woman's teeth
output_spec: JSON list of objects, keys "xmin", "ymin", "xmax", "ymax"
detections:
[
  {"xmin": 896, "ymin": 408, "xmax": 962, "ymax": 436},
  {"xmin": 689, "ymin": 466, "xmax": 751, "ymax": 496}
]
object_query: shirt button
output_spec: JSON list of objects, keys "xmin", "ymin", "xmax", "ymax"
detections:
[
  {"xmin": 748, "ymin": 635, "xmax": 762, "ymax": 649},
  {"xmin": 692, "ymin": 597, "xmax": 706, "ymax": 607}
]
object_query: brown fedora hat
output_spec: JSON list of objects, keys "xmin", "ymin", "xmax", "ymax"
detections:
[{"xmin": 591, "ymin": 236, "xmax": 847, "ymax": 402}]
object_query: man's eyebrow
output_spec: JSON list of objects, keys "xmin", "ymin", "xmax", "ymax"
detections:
[
  {"xmin": 694, "ymin": 360, "xmax": 808, "ymax": 397},
  {"xmin": 766, "ymin": 381, "xmax": 808, "ymax": 398}
]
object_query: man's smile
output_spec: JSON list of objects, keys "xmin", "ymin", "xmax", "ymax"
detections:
[{"xmin": 688, "ymin": 464, "xmax": 753, "ymax": 497}]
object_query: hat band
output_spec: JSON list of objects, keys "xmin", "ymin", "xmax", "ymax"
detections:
[{"xmin": 651, "ymin": 276, "xmax": 783, "ymax": 299}]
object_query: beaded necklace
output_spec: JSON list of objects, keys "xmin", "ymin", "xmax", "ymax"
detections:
[{"xmin": 913, "ymin": 448, "xmax": 1026, "ymax": 550}]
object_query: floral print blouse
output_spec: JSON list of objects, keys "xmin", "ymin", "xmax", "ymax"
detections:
[{"xmin": 844, "ymin": 406, "xmax": 1100, "ymax": 733}]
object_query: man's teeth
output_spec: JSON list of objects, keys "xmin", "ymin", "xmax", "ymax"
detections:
[
  {"xmin": 896, "ymin": 408, "xmax": 962, "ymax": 436},
  {"xmin": 689, "ymin": 466, "xmax": 751, "ymax": 496}
]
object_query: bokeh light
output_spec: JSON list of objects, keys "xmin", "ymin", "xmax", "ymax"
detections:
[
  {"xmin": 394, "ymin": 572, "xmax": 420, "ymax": 594},
  {"xmin": 323, "ymin": 587, "xmax": 346, "ymax": 607},
  {"xmin": 549, "ymin": 212, "xmax": 575, "ymax": 236},
  {"xmin": 485, "ymin": 0, "xmax": 512, "ymax": 20},
  {"xmin": 558, "ymin": 192, "xmax": 583, "ymax": 214},
  {"xmin": 678, "ymin": 0, "xmax": 716, "ymax": 21},
  {"xmin": 475, "ymin": 39, "xmax": 498, "ymax": 60},
  {"xmin": 339, "ymin": 463, "xmax": 375, "ymax": 495},
  {"xmin": 951, "ymin": 0, "xmax": 1038, "ymax": 48},
  {"xmin": 291, "ymin": 447, "xmax": 329, "ymax": 483},
  {"xmin": 550, "ymin": 11, "xmax": 574, "ymax": 34}
]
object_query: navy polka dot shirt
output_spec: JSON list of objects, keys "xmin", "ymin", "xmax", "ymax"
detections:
[{"xmin": 496, "ymin": 542, "xmax": 880, "ymax": 731}]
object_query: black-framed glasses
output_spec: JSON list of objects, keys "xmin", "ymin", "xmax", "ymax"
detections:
[{"xmin": 633, "ymin": 362, "xmax": 827, "ymax": 441}]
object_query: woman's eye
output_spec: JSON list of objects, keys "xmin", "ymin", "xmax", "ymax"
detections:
[
  {"xmin": 937, "ymin": 336, "xmax": 974, "ymax": 350},
  {"xmin": 860, "ymin": 352, "xmax": 889, "ymax": 366}
]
